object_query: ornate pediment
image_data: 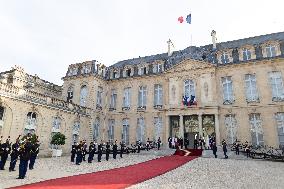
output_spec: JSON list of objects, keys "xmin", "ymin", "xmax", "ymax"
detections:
[{"xmin": 166, "ymin": 59, "xmax": 215, "ymax": 74}]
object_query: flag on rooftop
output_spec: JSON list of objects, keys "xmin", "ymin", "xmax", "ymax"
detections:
[{"xmin": 178, "ymin": 13, "xmax": 191, "ymax": 24}]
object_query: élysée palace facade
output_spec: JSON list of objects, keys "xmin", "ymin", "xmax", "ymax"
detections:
[{"xmin": 1, "ymin": 31, "xmax": 284, "ymax": 155}]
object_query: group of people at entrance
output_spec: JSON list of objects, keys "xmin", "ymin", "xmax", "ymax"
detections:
[
  {"xmin": 0, "ymin": 134, "xmax": 40, "ymax": 179},
  {"xmin": 71, "ymin": 137, "xmax": 162, "ymax": 165},
  {"xmin": 168, "ymin": 135, "xmax": 217, "ymax": 150}
]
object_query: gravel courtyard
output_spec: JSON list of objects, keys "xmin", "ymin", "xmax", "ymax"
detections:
[{"xmin": 1, "ymin": 149, "xmax": 284, "ymax": 189}]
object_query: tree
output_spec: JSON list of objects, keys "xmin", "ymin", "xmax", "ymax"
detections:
[{"xmin": 51, "ymin": 132, "xmax": 66, "ymax": 149}]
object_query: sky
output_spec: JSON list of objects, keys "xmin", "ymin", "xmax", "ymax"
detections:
[{"xmin": 0, "ymin": 0, "xmax": 283, "ymax": 85}]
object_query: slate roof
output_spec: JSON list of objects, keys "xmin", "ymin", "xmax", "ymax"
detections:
[{"xmin": 110, "ymin": 31, "xmax": 284, "ymax": 69}]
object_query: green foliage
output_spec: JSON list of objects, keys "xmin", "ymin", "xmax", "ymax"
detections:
[
  {"xmin": 51, "ymin": 132, "xmax": 66, "ymax": 146},
  {"xmin": 21, "ymin": 134, "xmax": 38, "ymax": 144}
]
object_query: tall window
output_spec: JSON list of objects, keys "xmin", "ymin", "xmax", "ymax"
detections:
[
  {"xmin": 269, "ymin": 72, "xmax": 284, "ymax": 101},
  {"xmin": 25, "ymin": 112, "xmax": 37, "ymax": 134},
  {"xmin": 154, "ymin": 117, "xmax": 162, "ymax": 141},
  {"xmin": 138, "ymin": 86, "xmax": 147, "ymax": 107},
  {"xmin": 110, "ymin": 89, "xmax": 117, "ymax": 110},
  {"xmin": 138, "ymin": 66, "xmax": 147, "ymax": 75},
  {"xmin": 245, "ymin": 74, "xmax": 259, "ymax": 102},
  {"xmin": 224, "ymin": 114, "xmax": 237, "ymax": 144},
  {"xmin": 0, "ymin": 106, "xmax": 4, "ymax": 129},
  {"xmin": 72, "ymin": 121, "xmax": 80, "ymax": 143},
  {"xmin": 93, "ymin": 118, "xmax": 100, "ymax": 142},
  {"xmin": 242, "ymin": 48, "xmax": 251, "ymax": 61},
  {"xmin": 68, "ymin": 67, "xmax": 78, "ymax": 76},
  {"xmin": 123, "ymin": 87, "xmax": 131, "ymax": 108},
  {"xmin": 52, "ymin": 117, "xmax": 61, "ymax": 132},
  {"xmin": 80, "ymin": 85, "xmax": 88, "ymax": 107},
  {"xmin": 67, "ymin": 86, "xmax": 74, "ymax": 102},
  {"xmin": 108, "ymin": 119, "xmax": 115, "ymax": 143},
  {"xmin": 221, "ymin": 52, "xmax": 230, "ymax": 64},
  {"xmin": 137, "ymin": 118, "xmax": 145, "ymax": 143},
  {"xmin": 96, "ymin": 86, "xmax": 103, "ymax": 108},
  {"xmin": 184, "ymin": 80, "xmax": 195, "ymax": 97},
  {"xmin": 275, "ymin": 113, "xmax": 284, "ymax": 147},
  {"xmin": 154, "ymin": 84, "xmax": 163, "ymax": 106},
  {"xmin": 265, "ymin": 44, "xmax": 277, "ymax": 58},
  {"xmin": 221, "ymin": 76, "xmax": 234, "ymax": 104},
  {"xmin": 122, "ymin": 118, "xmax": 130, "ymax": 145},
  {"xmin": 249, "ymin": 113, "xmax": 264, "ymax": 146}
]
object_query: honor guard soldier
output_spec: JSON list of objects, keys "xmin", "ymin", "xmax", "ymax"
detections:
[
  {"xmin": 88, "ymin": 142, "xmax": 95, "ymax": 163},
  {"xmin": 112, "ymin": 140, "xmax": 118, "ymax": 159},
  {"xmin": 157, "ymin": 137, "xmax": 161, "ymax": 150},
  {"xmin": 137, "ymin": 141, "xmax": 141, "ymax": 153},
  {"xmin": 9, "ymin": 137, "xmax": 20, "ymax": 171},
  {"xmin": 71, "ymin": 142, "xmax": 77, "ymax": 162},
  {"xmin": 75, "ymin": 141, "xmax": 83, "ymax": 165},
  {"xmin": 18, "ymin": 138, "xmax": 32, "ymax": 179},
  {"xmin": 0, "ymin": 137, "xmax": 11, "ymax": 170},
  {"xmin": 105, "ymin": 142, "xmax": 110, "ymax": 161},
  {"xmin": 29, "ymin": 140, "xmax": 40, "ymax": 170},
  {"xmin": 97, "ymin": 142, "xmax": 103, "ymax": 162},
  {"xmin": 120, "ymin": 142, "xmax": 124, "ymax": 158},
  {"xmin": 146, "ymin": 138, "xmax": 150, "ymax": 151},
  {"xmin": 82, "ymin": 140, "xmax": 87, "ymax": 161}
]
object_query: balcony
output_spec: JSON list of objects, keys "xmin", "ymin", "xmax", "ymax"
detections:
[
  {"xmin": 122, "ymin": 106, "xmax": 130, "ymax": 111},
  {"xmin": 96, "ymin": 104, "xmax": 102, "ymax": 111},
  {"xmin": 137, "ymin": 106, "xmax": 146, "ymax": 111},
  {"xmin": 153, "ymin": 105, "xmax": 163, "ymax": 110},
  {"xmin": 109, "ymin": 107, "xmax": 116, "ymax": 111}
]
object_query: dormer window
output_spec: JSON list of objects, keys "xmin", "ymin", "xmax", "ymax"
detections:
[
  {"xmin": 126, "ymin": 69, "xmax": 131, "ymax": 77},
  {"xmin": 138, "ymin": 66, "xmax": 148, "ymax": 76},
  {"xmin": 153, "ymin": 63, "xmax": 164, "ymax": 73},
  {"xmin": 123, "ymin": 67, "xmax": 133, "ymax": 77},
  {"xmin": 113, "ymin": 71, "xmax": 118, "ymax": 78},
  {"xmin": 242, "ymin": 48, "xmax": 251, "ymax": 61},
  {"xmin": 221, "ymin": 52, "xmax": 230, "ymax": 64},
  {"xmin": 265, "ymin": 44, "xmax": 277, "ymax": 58},
  {"xmin": 81, "ymin": 64, "xmax": 91, "ymax": 74}
]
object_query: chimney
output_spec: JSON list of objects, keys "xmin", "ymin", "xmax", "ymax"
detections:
[{"xmin": 211, "ymin": 30, "xmax": 217, "ymax": 50}]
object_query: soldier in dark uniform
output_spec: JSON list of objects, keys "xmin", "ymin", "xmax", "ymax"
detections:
[
  {"xmin": 157, "ymin": 137, "xmax": 161, "ymax": 150},
  {"xmin": 146, "ymin": 138, "xmax": 150, "ymax": 151},
  {"xmin": 112, "ymin": 140, "xmax": 118, "ymax": 159},
  {"xmin": 75, "ymin": 141, "xmax": 83, "ymax": 165},
  {"xmin": 194, "ymin": 139, "xmax": 198, "ymax": 149},
  {"xmin": 222, "ymin": 139, "xmax": 228, "ymax": 159},
  {"xmin": 120, "ymin": 142, "xmax": 124, "ymax": 158},
  {"xmin": 82, "ymin": 140, "xmax": 87, "ymax": 161},
  {"xmin": 235, "ymin": 139, "xmax": 240, "ymax": 155},
  {"xmin": 71, "ymin": 142, "xmax": 77, "ymax": 162},
  {"xmin": 0, "ymin": 138, "xmax": 11, "ymax": 170},
  {"xmin": 88, "ymin": 142, "xmax": 95, "ymax": 163},
  {"xmin": 105, "ymin": 142, "xmax": 110, "ymax": 161},
  {"xmin": 9, "ymin": 138, "xmax": 20, "ymax": 171},
  {"xmin": 29, "ymin": 141, "xmax": 40, "ymax": 170},
  {"xmin": 212, "ymin": 142, "xmax": 218, "ymax": 158},
  {"xmin": 18, "ymin": 138, "xmax": 32, "ymax": 179},
  {"xmin": 97, "ymin": 142, "xmax": 103, "ymax": 162}
]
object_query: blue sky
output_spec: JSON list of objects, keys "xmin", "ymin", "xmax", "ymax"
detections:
[{"xmin": 0, "ymin": 0, "xmax": 283, "ymax": 85}]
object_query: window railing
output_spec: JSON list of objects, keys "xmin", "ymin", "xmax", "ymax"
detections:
[
  {"xmin": 109, "ymin": 107, "xmax": 116, "ymax": 111},
  {"xmin": 96, "ymin": 104, "xmax": 102, "ymax": 110},
  {"xmin": 272, "ymin": 97, "xmax": 284, "ymax": 102},
  {"xmin": 153, "ymin": 105, "xmax": 163, "ymax": 109},
  {"xmin": 223, "ymin": 99, "xmax": 235, "ymax": 105},
  {"xmin": 137, "ymin": 106, "xmax": 146, "ymax": 111},
  {"xmin": 122, "ymin": 106, "xmax": 130, "ymax": 111}
]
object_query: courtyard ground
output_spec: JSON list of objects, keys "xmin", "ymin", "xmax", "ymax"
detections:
[{"xmin": 1, "ymin": 148, "xmax": 284, "ymax": 189}]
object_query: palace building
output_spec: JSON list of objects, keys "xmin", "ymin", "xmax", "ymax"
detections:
[{"xmin": 1, "ymin": 31, "xmax": 284, "ymax": 155}]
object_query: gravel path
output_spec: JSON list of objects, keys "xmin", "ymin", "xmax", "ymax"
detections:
[
  {"xmin": 129, "ymin": 157, "xmax": 284, "ymax": 189},
  {"xmin": 0, "ymin": 149, "xmax": 174, "ymax": 189}
]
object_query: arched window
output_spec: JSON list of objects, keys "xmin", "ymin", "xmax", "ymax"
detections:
[
  {"xmin": 80, "ymin": 85, "xmax": 88, "ymax": 107},
  {"xmin": 52, "ymin": 117, "xmax": 61, "ymax": 132},
  {"xmin": 72, "ymin": 121, "xmax": 80, "ymax": 143},
  {"xmin": 67, "ymin": 86, "xmax": 74, "ymax": 102},
  {"xmin": 93, "ymin": 118, "xmax": 100, "ymax": 142},
  {"xmin": 25, "ymin": 112, "xmax": 37, "ymax": 134}
]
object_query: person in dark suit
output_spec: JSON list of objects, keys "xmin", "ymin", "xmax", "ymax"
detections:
[
  {"xmin": 212, "ymin": 142, "xmax": 217, "ymax": 158},
  {"xmin": 222, "ymin": 140, "xmax": 228, "ymax": 159},
  {"xmin": 120, "ymin": 142, "xmax": 124, "ymax": 158},
  {"xmin": 71, "ymin": 142, "xmax": 77, "ymax": 162},
  {"xmin": 88, "ymin": 142, "xmax": 95, "ymax": 163},
  {"xmin": 82, "ymin": 140, "xmax": 87, "ymax": 161},
  {"xmin": 9, "ymin": 138, "xmax": 20, "ymax": 171},
  {"xmin": 17, "ymin": 138, "xmax": 32, "ymax": 179},
  {"xmin": 194, "ymin": 139, "xmax": 198, "ymax": 149},
  {"xmin": 105, "ymin": 142, "xmax": 110, "ymax": 161},
  {"xmin": 184, "ymin": 138, "xmax": 189, "ymax": 149},
  {"xmin": 112, "ymin": 140, "xmax": 118, "ymax": 159},
  {"xmin": 235, "ymin": 139, "xmax": 240, "ymax": 155},
  {"xmin": 157, "ymin": 137, "xmax": 161, "ymax": 150},
  {"xmin": 168, "ymin": 137, "xmax": 172, "ymax": 148},
  {"xmin": 137, "ymin": 141, "xmax": 141, "ymax": 153},
  {"xmin": 97, "ymin": 142, "xmax": 103, "ymax": 162},
  {"xmin": 0, "ymin": 138, "xmax": 11, "ymax": 170}
]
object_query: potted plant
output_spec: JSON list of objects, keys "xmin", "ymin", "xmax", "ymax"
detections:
[{"xmin": 51, "ymin": 132, "xmax": 66, "ymax": 157}]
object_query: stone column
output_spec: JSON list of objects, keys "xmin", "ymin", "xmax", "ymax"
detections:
[
  {"xmin": 198, "ymin": 114, "xmax": 203, "ymax": 139},
  {"xmin": 215, "ymin": 113, "xmax": 221, "ymax": 145},
  {"xmin": 179, "ymin": 115, "xmax": 184, "ymax": 138},
  {"xmin": 165, "ymin": 115, "xmax": 170, "ymax": 145}
]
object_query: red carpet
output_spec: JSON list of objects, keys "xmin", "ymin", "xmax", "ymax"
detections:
[
  {"xmin": 174, "ymin": 149, "xmax": 203, "ymax": 156},
  {"xmin": 11, "ymin": 155, "xmax": 199, "ymax": 189}
]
